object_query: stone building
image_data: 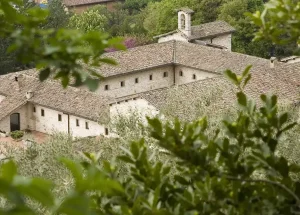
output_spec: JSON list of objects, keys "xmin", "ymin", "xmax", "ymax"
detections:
[
  {"xmin": 0, "ymin": 8, "xmax": 299, "ymax": 138},
  {"xmin": 33, "ymin": 0, "xmax": 119, "ymax": 13},
  {"xmin": 62, "ymin": 0, "xmax": 119, "ymax": 13},
  {"xmin": 154, "ymin": 8, "xmax": 236, "ymax": 51}
]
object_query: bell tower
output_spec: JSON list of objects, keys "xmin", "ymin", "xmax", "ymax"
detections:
[{"xmin": 177, "ymin": 8, "xmax": 194, "ymax": 37}]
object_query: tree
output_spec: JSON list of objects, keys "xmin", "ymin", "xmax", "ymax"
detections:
[
  {"xmin": 68, "ymin": 6, "xmax": 108, "ymax": 33},
  {"xmin": 1, "ymin": 0, "xmax": 300, "ymax": 214},
  {"xmin": 219, "ymin": 0, "xmax": 297, "ymax": 58}
]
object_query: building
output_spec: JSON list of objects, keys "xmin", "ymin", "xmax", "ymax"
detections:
[
  {"xmin": 0, "ymin": 72, "xmax": 111, "ymax": 137},
  {"xmin": 33, "ymin": 0, "xmax": 119, "ymax": 12},
  {"xmin": 0, "ymin": 8, "xmax": 299, "ymax": 137},
  {"xmin": 63, "ymin": 0, "xmax": 120, "ymax": 13},
  {"xmin": 154, "ymin": 8, "xmax": 235, "ymax": 51}
]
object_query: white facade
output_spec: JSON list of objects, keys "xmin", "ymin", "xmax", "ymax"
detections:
[
  {"xmin": 97, "ymin": 66, "xmax": 175, "ymax": 98},
  {"xmin": 0, "ymin": 95, "xmax": 5, "ymax": 103},
  {"xmin": 0, "ymin": 103, "xmax": 108, "ymax": 138},
  {"xmin": 110, "ymin": 98, "xmax": 159, "ymax": 118},
  {"xmin": 202, "ymin": 34, "xmax": 232, "ymax": 51},
  {"xmin": 158, "ymin": 32, "xmax": 188, "ymax": 43},
  {"xmin": 175, "ymin": 66, "xmax": 218, "ymax": 85},
  {"xmin": 29, "ymin": 104, "xmax": 107, "ymax": 137}
]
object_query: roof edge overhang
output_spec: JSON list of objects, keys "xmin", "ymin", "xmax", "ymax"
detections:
[{"xmin": 28, "ymin": 101, "xmax": 108, "ymax": 123}]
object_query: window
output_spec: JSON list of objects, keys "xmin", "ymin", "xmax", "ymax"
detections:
[
  {"xmin": 193, "ymin": 74, "xmax": 197, "ymax": 80},
  {"xmin": 179, "ymin": 71, "xmax": 183, "ymax": 76},
  {"xmin": 85, "ymin": 122, "xmax": 89, "ymax": 129},
  {"xmin": 76, "ymin": 119, "xmax": 80, "ymax": 127},
  {"xmin": 135, "ymin": 78, "xmax": 139, "ymax": 83},
  {"xmin": 33, "ymin": 107, "xmax": 36, "ymax": 113},
  {"xmin": 104, "ymin": 85, "xmax": 109, "ymax": 90},
  {"xmin": 58, "ymin": 114, "xmax": 62, "ymax": 122},
  {"xmin": 180, "ymin": 14, "xmax": 186, "ymax": 30},
  {"xmin": 163, "ymin": 72, "xmax": 168, "ymax": 77},
  {"xmin": 125, "ymin": 100, "xmax": 128, "ymax": 102},
  {"xmin": 149, "ymin": 74, "xmax": 153, "ymax": 80},
  {"xmin": 41, "ymin": 109, "xmax": 44, "ymax": 117},
  {"xmin": 105, "ymin": 128, "xmax": 109, "ymax": 135},
  {"xmin": 120, "ymin": 81, "xmax": 125, "ymax": 87}
]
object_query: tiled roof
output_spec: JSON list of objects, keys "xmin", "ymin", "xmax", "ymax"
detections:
[
  {"xmin": 140, "ymin": 66, "xmax": 300, "ymax": 121},
  {"xmin": 94, "ymin": 41, "xmax": 270, "ymax": 77},
  {"xmin": 154, "ymin": 21, "xmax": 235, "ymax": 41},
  {"xmin": 63, "ymin": 0, "xmax": 116, "ymax": 6},
  {"xmin": 190, "ymin": 21, "xmax": 235, "ymax": 40},
  {"xmin": 0, "ymin": 72, "xmax": 111, "ymax": 121},
  {"xmin": 95, "ymin": 42, "xmax": 175, "ymax": 77}
]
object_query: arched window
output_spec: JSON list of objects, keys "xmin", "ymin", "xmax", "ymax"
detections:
[{"xmin": 180, "ymin": 14, "xmax": 186, "ymax": 30}]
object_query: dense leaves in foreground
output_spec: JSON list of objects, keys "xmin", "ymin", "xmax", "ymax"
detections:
[
  {"xmin": 0, "ymin": 69, "xmax": 299, "ymax": 214},
  {"xmin": 0, "ymin": 0, "xmax": 125, "ymax": 90}
]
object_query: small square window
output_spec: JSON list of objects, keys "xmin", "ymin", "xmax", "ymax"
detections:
[
  {"xmin": 105, "ymin": 128, "xmax": 109, "ymax": 135},
  {"xmin": 85, "ymin": 122, "xmax": 89, "ymax": 129},
  {"xmin": 120, "ymin": 81, "xmax": 125, "ymax": 87},
  {"xmin": 33, "ymin": 107, "xmax": 36, "ymax": 113},
  {"xmin": 193, "ymin": 74, "xmax": 197, "ymax": 80},
  {"xmin": 58, "ymin": 114, "xmax": 62, "ymax": 122},
  {"xmin": 163, "ymin": 72, "xmax": 168, "ymax": 77},
  {"xmin": 41, "ymin": 109, "xmax": 44, "ymax": 117},
  {"xmin": 135, "ymin": 78, "xmax": 139, "ymax": 83},
  {"xmin": 179, "ymin": 71, "xmax": 183, "ymax": 76},
  {"xmin": 149, "ymin": 74, "xmax": 153, "ymax": 80},
  {"xmin": 76, "ymin": 119, "xmax": 80, "ymax": 127},
  {"xmin": 104, "ymin": 85, "xmax": 109, "ymax": 90}
]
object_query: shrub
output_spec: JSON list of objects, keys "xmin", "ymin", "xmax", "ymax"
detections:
[{"xmin": 10, "ymin": 130, "xmax": 24, "ymax": 140}]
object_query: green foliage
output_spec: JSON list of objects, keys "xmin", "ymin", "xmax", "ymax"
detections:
[
  {"xmin": 248, "ymin": 0, "xmax": 300, "ymax": 46},
  {"xmin": 0, "ymin": 0, "xmax": 125, "ymax": 90},
  {"xmin": 1, "ymin": 69, "xmax": 300, "ymax": 214},
  {"xmin": 68, "ymin": 6, "xmax": 108, "ymax": 33},
  {"xmin": 10, "ymin": 130, "xmax": 24, "ymax": 140}
]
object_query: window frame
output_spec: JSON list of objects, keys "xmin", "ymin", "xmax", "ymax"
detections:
[
  {"xmin": 58, "ymin": 114, "xmax": 62, "ymax": 122},
  {"xmin": 85, "ymin": 122, "xmax": 89, "ymax": 130},
  {"xmin": 120, "ymin": 81, "xmax": 125, "ymax": 87}
]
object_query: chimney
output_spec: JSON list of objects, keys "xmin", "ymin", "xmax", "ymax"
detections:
[
  {"xmin": 26, "ymin": 91, "xmax": 34, "ymax": 99},
  {"xmin": 270, "ymin": 57, "xmax": 277, "ymax": 68},
  {"xmin": 14, "ymin": 76, "xmax": 20, "ymax": 92},
  {"xmin": 177, "ymin": 8, "xmax": 194, "ymax": 38}
]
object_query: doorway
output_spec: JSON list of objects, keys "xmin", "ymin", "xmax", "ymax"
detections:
[{"xmin": 10, "ymin": 113, "xmax": 20, "ymax": 131}]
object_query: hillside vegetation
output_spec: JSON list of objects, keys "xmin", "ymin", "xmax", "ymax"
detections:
[{"xmin": 1, "ymin": 0, "xmax": 298, "ymax": 75}]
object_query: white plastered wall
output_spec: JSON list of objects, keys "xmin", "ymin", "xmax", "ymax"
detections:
[
  {"xmin": 110, "ymin": 98, "xmax": 159, "ymax": 119},
  {"xmin": 202, "ymin": 33, "xmax": 232, "ymax": 51},
  {"xmin": 0, "ymin": 104, "xmax": 28, "ymax": 133},
  {"xmin": 175, "ymin": 65, "xmax": 218, "ymax": 85},
  {"xmin": 0, "ymin": 95, "xmax": 5, "ymax": 103},
  {"xmin": 158, "ymin": 32, "xmax": 188, "ymax": 43},
  {"xmin": 97, "ymin": 66, "xmax": 175, "ymax": 98},
  {"xmin": 29, "ymin": 104, "xmax": 107, "ymax": 137}
]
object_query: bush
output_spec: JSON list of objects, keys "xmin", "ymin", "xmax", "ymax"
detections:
[{"xmin": 10, "ymin": 130, "xmax": 24, "ymax": 140}]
